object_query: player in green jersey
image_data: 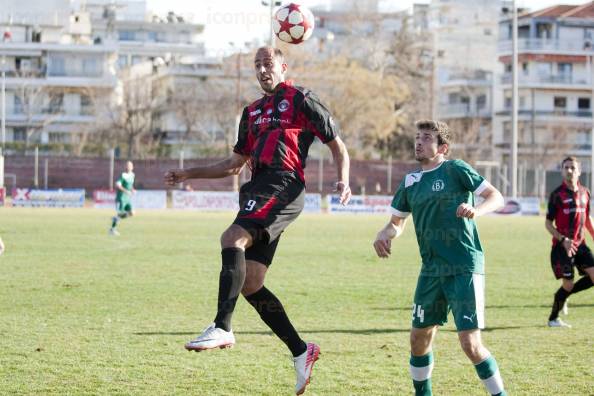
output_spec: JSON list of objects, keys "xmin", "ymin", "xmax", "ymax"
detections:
[
  {"xmin": 373, "ymin": 120, "xmax": 507, "ymax": 396},
  {"xmin": 110, "ymin": 161, "xmax": 136, "ymax": 236}
]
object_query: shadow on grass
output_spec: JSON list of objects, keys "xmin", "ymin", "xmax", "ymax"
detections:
[
  {"xmin": 134, "ymin": 328, "xmax": 411, "ymax": 336},
  {"xmin": 373, "ymin": 304, "xmax": 594, "ymax": 311}
]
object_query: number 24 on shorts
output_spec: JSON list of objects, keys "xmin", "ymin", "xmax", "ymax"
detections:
[{"xmin": 412, "ymin": 304, "xmax": 425, "ymax": 323}]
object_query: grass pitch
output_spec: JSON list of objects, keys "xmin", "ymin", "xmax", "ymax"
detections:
[{"xmin": 0, "ymin": 208, "xmax": 592, "ymax": 395}]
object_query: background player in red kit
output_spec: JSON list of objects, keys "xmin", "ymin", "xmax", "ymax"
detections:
[
  {"xmin": 545, "ymin": 156, "xmax": 594, "ymax": 328},
  {"xmin": 165, "ymin": 46, "xmax": 351, "ymax": 395}
]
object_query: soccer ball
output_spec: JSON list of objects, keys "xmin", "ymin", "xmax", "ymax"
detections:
[{"xmin": 273, "ymin": 3, "xmax": 315, "ymax": 44}]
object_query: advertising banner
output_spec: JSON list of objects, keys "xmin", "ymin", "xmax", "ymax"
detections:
[
  {"xmin": 12, "ymin": 188, "xmax": 85, "ymax": 208},
  {"xmin": 93, "ymin": 189, "xmax": 167, "ymax": 209},
  {"xmin": 327, "ymin": 194, "xmax": 393, "ymax": 214}
]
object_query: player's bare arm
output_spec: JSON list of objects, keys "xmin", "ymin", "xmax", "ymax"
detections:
[
  {"xmin": 0, "ymin": 236, "xmax": 4, "ymax": 256},
  {"xmin": 164, "ymin": 153, "xmax": 248, "ymax": 185},
  {"xmin": 373, "ymin": 215, "xmax": 407, "ymax": 258},
  {"xmin": 326, "ymin": 136, "xmax": 351, "ymax": 205},
  {"xmin": 546, "ymin": 218, "xmax": 578, "ymax": 257},
  {"xmin": 586, "ymin": 215, "xmax": 594, "ymax": 240},
  {"xmin": 456, "ymin": 183, "xmax": 504, "ymax": 219}
]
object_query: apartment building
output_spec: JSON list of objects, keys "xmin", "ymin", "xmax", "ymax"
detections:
[
  {"xmin": 494, "ymin": 2, "xmax": 594, "ymax": 171},
  {"xmin": 0, "ymin": 0, "xmax": 209, "ymax": 150}
]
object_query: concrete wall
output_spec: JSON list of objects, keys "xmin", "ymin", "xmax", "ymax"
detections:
[{"xmin": 4, "ymin": 155, "xmax": 418, "ymax": 196}]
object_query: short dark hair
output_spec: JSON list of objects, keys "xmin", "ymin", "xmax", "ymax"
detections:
[
  {"xmin": 255, "ymin": 46, "xmax": 285, "ymax": 63},
  {"xmin": 415, "ymin": 119, "xmax": 452, "ymax": 146},
  {"xmin": 561, "ymin": 156, "xmax": 579, "ymax": 167}
]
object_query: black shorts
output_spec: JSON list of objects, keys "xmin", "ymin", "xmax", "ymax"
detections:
[
  {"xmin": 550, "ymin": 242, "xmax": 594, "ymax": 280},
  {"xmin": 233, "ymin": 171, "xmax": 305, "ymax": 266}
]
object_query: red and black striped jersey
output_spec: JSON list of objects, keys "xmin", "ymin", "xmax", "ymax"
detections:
[
  {"xmin": 546, "ymin": 181, "xmax": 591, "ymax": 245},
  {"xmin": 233, "ymin": 81, "xmax": 338, "ymax": 182}
]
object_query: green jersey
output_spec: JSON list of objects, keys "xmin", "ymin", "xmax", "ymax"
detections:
[
  {"xmin": 391, "ymin": 160, "xmax": 487, "ymax": 276},
  {"xmin": 116, "ymin": 171, "xmax": 135, "ymax": 202}
]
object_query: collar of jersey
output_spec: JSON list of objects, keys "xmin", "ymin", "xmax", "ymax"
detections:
[{"xmin": 420, "ymin": 160, "xmax": 447, "ymax": 174}]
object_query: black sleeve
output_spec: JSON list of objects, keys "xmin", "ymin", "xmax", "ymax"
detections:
[
  {"xmin": 233, "ymin": 107, "xmax": 250, "ymax": 155},
  {"xmin": 301, "ymin": 91, "xmax": 339, "ymax": 143},
  {"xmin": 546, "ymin": 191, "xmax": 557, "ymax": 221}
]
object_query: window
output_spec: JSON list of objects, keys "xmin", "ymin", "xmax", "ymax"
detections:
[
  {"xmin": 117, "ymin": 55, "xmax": 128, "ymax": 69},
  {"xmin": 131, "ymin": 56, "xmax": 143, "ymax": 65},
  {"xmin": 536, "ymin": 62, "xmax": 552, "ymax": 76},
  {"xmin": 147, "ymin": 31, "xmax": 157, "ymax": 41},
  {"xmin": 13, "ymin": 127, "xmax": 26, "ymax": 142},
  {"xmin": 505, "ymin": 97, "xmax": 512, "ymax": 108},
  {"xmin": 80, "ymin": 94, "xmax": 93, "ymax": 115},
  {"xmin": 505, "ymin": 63, "xmax": 512, "ymax": 73},
  {"xmin": 522, "ymin": 62, "xmax": 529, "ymax": 75},
  {"xmin": 13, "ymin": 96, "xmax": 24, "ymax": 114},
  {"xmin": 554, "ymin": 96, "xmax": 567, "ymax": 109},
  {"xmin": 45, "ymin": 93, "xmax": 64, "ymax": 114},
  {"xmin": 484, "ymin": 28, "xmax": 492, "ymax": 36},
  {"xmin": 49, "ymin": 56, "xmax": 66, "ymax": 76},
  {"xmin": 476, "ymin": 94, "xmax": 487, "ymax": 110},
  {"xmin": 118, "ymin": 30, "xmax": 136, "ymax": 41},
  {"xmin": 49, "ymin": 132, "xmax": 69, "ymax": 143},
  {"xmin": 557, "ymin": 63, "xmax": 572, "ymax": 76},
  {"xmin": 578, "ymin": 97, "xmax": 591, "ymax": 110},
  {"xmin": 82, "ymin": 58, "xmax": 100, "ymax": 76}
]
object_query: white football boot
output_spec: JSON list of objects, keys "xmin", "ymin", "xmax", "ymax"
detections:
[
  {"xmin": 184, "ymin": 323, "xmax": 235, "ymax": 351},
  {"xmin": 548, "ymin": 318, "xmax": 572, "ymax": 328},
  {"xmin": 293, "ymin": 342, "xmax": 320, "ymax": 395}
]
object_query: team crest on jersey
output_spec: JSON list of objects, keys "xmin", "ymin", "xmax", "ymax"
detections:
[
  {"xmin": 432, "ymin": 179, "xmax": 445, "ymax": 192},
  {"xmin": 278, "ymin": 99, "xmax": 290, "ymax": 112}
]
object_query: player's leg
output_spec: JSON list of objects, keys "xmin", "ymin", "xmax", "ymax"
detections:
[
  {"xmin": 448, "ymin": 273, "xmax": 507, "ymax": 396},
  {"xmin": 213, "ymin": 224, "xmax": 253, "ymax": 331},
  {"xmin": 548, "ymin": 243, "xmax": 574, "ymax": 326},
  {"xmin": 110, "ymin": 201, "xmax": 124, "ymax": 234},
  {"xmin": 242, "ymin": 239, "xmax": 307, "ymax": 357},
  {"xmin": 184, "ymin": 224, "xmax": 252, "ymax": 352},
  {"xmin": 242, "ymin": 237, "xmax": 316, "ymax": 395},
  {"xmin": 458, "ymin": 330, "xmax": 506, "ymax": 396},
  {"xmin": 409, "ymin": 275, "xmax": 446, "ymax": 396},
  {"xmin": 410, "ymin": 326, "xmax": 437, "ymax": 396},
  {"xmin": 568, "ymin": 244, "xmax": 594, "ymax": 295}
]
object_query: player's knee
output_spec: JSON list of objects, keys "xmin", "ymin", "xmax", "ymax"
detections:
[
  {"xmin": 410, "ymin": 331, "xmax": 432, "ymax": 355},
  {"xmin": 562, "ymin": 279, "xmax": 574, "ymax": 292},
  {"xmin": 220, "ymin": 226, "xmax": 250, "ymax": 249},
  {"xmin": 241, "ymin": 278, "xmax": 263, "ymax": 296},
  {"xmin": 459, "ymin": 336, "xmax": 483, "ymax": 360}
]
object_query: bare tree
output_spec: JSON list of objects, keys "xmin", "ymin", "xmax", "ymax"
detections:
[
  {"xmin": 12, "ymin": 77, "xmax": 63, "ymax": 150},
  {"xmin": 106, "ymin": 74, "xmax": 158, "ymax": 159}
]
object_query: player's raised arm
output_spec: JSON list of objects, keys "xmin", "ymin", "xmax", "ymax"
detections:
[
  {"xmin": 326, "ymin": 137, "xmax": 351, "ymax": 205},
  {"xmin": 456, "ymin": 182, "xmax": 504, "ymax": 219},
  {"xmin": 164, "ymin": 153, "xmax": 248, "ymax": 185},
  {"xmin": 373, "ymin": 215, "xmax": 407, "ymax": 258}
]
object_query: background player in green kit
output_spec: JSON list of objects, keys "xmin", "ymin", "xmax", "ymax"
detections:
[
  {"xmin": 110, "ymin": 160, "xmax": 136, "ymax": 236},
  {"xmin": 373, "ymin": 120, "xmax": 507, "ymax": 396}
]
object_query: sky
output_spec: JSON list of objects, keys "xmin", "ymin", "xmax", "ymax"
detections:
[{"xmin": 145, "ymin": 0, "xmax": 594, "ymax": 54}]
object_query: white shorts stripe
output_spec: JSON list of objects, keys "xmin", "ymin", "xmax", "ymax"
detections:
[{"xmin": 473, "ymin": 273, "xmax": 485, "ymax": 329}]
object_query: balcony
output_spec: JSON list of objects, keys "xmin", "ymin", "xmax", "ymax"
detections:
[
  {"xmin": 501, "ymin": 73, "xmax": 590, "ymax": 87},
  {"xmin": 496, "ymin": 109, "xmax": 592, "ymax": 118},
  {"xmin": 439, "ymin": 104, "xmax": 491, "ymax": 119},
  {"xmin": 498, "ymin": 39, "xmax": 590, "ymax": 54}
]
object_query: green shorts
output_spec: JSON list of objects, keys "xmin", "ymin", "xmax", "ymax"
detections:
[
  {"xmin": 412, "ymin": 273, "xmax": 485, "ymax": 331},
  {"xmin": 116, "ymin": 200, "xmax": 133, "ymax": 214}
]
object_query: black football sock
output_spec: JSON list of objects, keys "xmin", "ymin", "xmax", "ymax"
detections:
[
  {"xmin": 570, "ymin": 276, "xmax": 593, "ymax": 294},
  {"xmin": 246, "ymin": 286, "xmax": 307, "ymax": 357},
  {"xmin": 213, "ymin": 248, "xmax": 246, "ymax": 332},
  {"xmin": 111, "ymin": 216, "xmax": 118, "ymax": 228},
  {"xmin": 548, "ymin": 286, "xmax": 571, "ymax": 321}
]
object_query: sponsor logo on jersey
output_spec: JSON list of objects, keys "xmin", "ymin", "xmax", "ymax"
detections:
[
  {"xmin": 432, "ymin": 179, "xmax": 445, "ymax": 192},
  {"xmin": 562, "ymin": 198, "xmax": 573, "ymax": 203},
  {"xmin": 254, "ymin": 116, "xmax": 289, "ymax": 125},
  {"xmin": 278, "ymin": 99, "xmax": 290, "ymax": 112},
  {"xmin": 250, "ymin": 109, "xmax": 261, "ymax": 116}
]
